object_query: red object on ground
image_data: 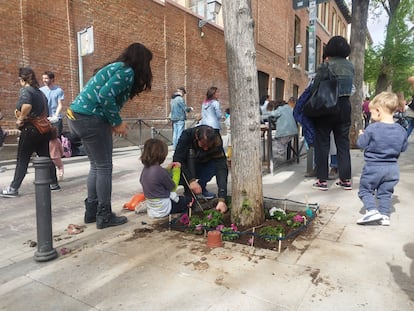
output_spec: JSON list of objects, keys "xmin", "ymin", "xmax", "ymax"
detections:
[{"xmin": 123, "ymin": 193, "xmax": 145, "ymax": 211}]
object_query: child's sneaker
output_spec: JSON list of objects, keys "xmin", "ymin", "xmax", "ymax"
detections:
[
  {"xmin": 312, "ymin": 180, "xmax": 328, "ymax": 191},
  {"xmin": 336, "ymin": 179, "xmax": 352, "ymax": 190},
  {"xmin": 357, "ymin": 209, "xmax": 382, "ymax": 224},
  {"xmin": 1, "ymin": 186, "xmax": 18, "ymax": 198},
  {"xmin": 380, "ymin": 215, "xmax": 390, "ymax": 226}
]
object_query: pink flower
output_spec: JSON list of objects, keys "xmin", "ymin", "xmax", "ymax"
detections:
[
  {"xmin": 216, "ymin": 224, "xmax": 225, "ymax": 231},
  {"xmin": 293, "ymin": 214, "xmax": 304, "ymax": 223},
  {"xmin": 195, "ymin": 224, "xmax": 203, "ymax": 231},
  {"xmin": 207, "ymin": 214, "xmax": 212, "ymax": 220},
  {"xmin": 230, "ymin": 224, "xmax": 238, "ymax": 232},
  {"xmin": 180, "ymin": 214, "xmax": 189, "ymax": 225},
  {"xmin": 247, "ymin": 237, "xmax": 253, "ymax": 246}
]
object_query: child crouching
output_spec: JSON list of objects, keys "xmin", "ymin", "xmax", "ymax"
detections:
[{"xmin": 140, "ymin": 138, "xmax": 193, "ymax": 218}]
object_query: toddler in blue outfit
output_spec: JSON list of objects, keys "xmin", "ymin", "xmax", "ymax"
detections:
[{"xmin": 357, "ymin": 92, "xmax": 408, "ymax": 226}]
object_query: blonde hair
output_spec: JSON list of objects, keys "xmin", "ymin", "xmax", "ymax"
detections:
[{"xmin": 369, "ymin": 92, "xmax": 399, "ymax": 114}]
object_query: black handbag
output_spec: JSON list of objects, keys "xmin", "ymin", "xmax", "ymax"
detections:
[{"xmin": 304, "ymin": 63, "xmax": 339, "ymax": 118}]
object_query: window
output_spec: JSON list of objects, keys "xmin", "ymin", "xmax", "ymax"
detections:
[
  {"xmin": 294, "ymin": 16, "xmax": 301, "ymax": 65},
  {"xmin": 316, "ymin": 37, "xmax": 322, "ymax": 67},
  {"xmin": 189, "ymin": 0, "xmax": 216, "ymax": 21},
  {"xmin": 317, "ymin": 3, "xmax": 329, "ymax": 28},
  {"xmin": 332, "ymin": 10, "xmax": 337, "ymax": 35},
  {"xmin": 275, "ymin": 78, "xmax": 285, "ymax": 101}
]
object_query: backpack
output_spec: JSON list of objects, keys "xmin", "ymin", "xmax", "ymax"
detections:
[{"xmin": 61, "ymin": 134, "xmax": 72, "ymax": 158}]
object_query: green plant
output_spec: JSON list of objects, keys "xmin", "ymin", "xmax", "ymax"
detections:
[
  {"xmin": 259, "ymin": 226, "xmax": 285, "ymax": 241},
  {"xmin": 269, "ymin": 210, "xmax": 287, "ymax": 221},
  {"xmin": 217, "ymin": 224, "xmax": 240, "ymax": 241},
  {"xmin": 189, "ymin": 210, "xmax": 223, "ymax": 231},
  {"xmin": 286, "ymin": 213, "xmax": 306, "ymax": 228}
]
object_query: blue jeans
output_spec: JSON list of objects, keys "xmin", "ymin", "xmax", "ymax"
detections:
[
  {"xmin": 68, "ymin": 113, "xmax": 113, "ymax": 205},
  {"xmin": 196, "ymin": 160, "xmax": 216, "ymax": 192},
  {"xmin": 172, "ymin": 120, "xmax": 185, "ymax": 149},
  {"xmin": 406, "ymin": 118, "xmax": 414, "ymax": 138},
  {"xmin": 330, "ymin": 154, "xmax": 338, "ymax": 168}
]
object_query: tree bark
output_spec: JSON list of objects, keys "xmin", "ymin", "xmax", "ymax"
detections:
[
  {"xmin": 349, "ymin": 0, "xmax": 370, "ymax": 148},
  {"xmin": 222, "ymin": 0, "xmax": 264, "ymax": 227}
]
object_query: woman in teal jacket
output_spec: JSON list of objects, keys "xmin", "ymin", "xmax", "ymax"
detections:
[{"xmin": 68, "ymin": 43, "xmax": 153, "ymax": 229}]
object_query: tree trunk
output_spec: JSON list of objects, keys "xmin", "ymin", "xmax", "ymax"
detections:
[
  {"xmin": 222, "ymin": 0, "xmax": 264, "ymax": 227},
  {"xmin": 349, "ymin": 0, "xmax": 370, "ymax": 148}
]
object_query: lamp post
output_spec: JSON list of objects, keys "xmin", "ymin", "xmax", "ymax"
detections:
[
  {"xmin": 288, "ymin": 43, "xmax": 303, "ymax": 67},
  {"xmin": 198, "ymin": 0, "xmax": 222, "ymax": 37}
]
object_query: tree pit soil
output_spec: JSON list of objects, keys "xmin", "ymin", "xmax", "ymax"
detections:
[{"xmin": 151, "ymin": 197, "xmax": 318, "ymax": 253}]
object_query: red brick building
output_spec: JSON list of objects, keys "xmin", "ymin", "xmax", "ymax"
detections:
[{"xmin": 0, "ymin": 0, "xmax": 351, "ymax": 129}]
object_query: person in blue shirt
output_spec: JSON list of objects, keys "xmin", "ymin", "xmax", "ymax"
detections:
[
  {"xmin": 356, "ymin": 92, "xmax": 408, "ymax": 226},
  {"xmin": 67, "ymin": 42, "xmax": 153, "ymax": 229},
  {"xmin": 170, "ymin": 87, "xmax": 192, "ymax": 150},
  {"xmin": 40, "ymin": 71, "xmax": 64, "ymax": 136},
  {"xmin": 199, "ymin": 86, "xmax": 222, "ymax": 133}
]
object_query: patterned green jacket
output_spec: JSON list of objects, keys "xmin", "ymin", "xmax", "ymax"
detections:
[{"xmin": 70, "ymin": 62, "xmax": 134, "ymax": 126}]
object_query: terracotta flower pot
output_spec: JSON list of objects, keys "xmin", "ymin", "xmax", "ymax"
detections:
[{"xmin": 207, "ymin": 230, "xmax": 223, "ymax": 248}]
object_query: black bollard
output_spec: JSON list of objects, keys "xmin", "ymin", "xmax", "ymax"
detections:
[{"xmin": 33, "ymin": 157, "xmax": 57, "ymax": 262}]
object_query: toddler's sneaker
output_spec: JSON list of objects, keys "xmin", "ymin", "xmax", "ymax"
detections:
[
  {"xmin": 312, "ymin": 180, "xmax": 328, "ymax": 191},
  {"xmin": 336, "ymin": 179, "xmax": 352, "ymax": 190},
  {"xmin": 1, "ymin": 186, "xmax": 18, "ymax": 198},
  {"xmin": 380, "ymin": 215, "xmax": 390, "ymax": 226},
  {"xmin": 357, "ymin": 209, "xmax": 382, "ymax": 224}
]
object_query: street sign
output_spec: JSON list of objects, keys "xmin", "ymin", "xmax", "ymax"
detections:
[{"xmin": 293, "ymin": 0, "xmax": 329, "ymax": 10}]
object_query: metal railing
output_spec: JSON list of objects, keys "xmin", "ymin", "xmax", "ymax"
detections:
[{"xmin": 118, "ymin": 117, "xmax": 199, "ymax": 148}]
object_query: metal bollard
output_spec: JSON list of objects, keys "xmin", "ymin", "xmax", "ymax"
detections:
[{"xmin": 33, "ymin": 157, "xmax": 57, "ymax": 262}]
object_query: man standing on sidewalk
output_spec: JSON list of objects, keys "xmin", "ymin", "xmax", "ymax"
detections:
[
  {"xmin": 170, "ymin": 87, "xmax": 192, "ymax": 150},
  {"xmin": 40, "ymin": 71, "xmax": 64, "ymax": 135}
]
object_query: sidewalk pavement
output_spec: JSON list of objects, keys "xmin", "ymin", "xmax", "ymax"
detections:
[{"xmin": 0, "ymin": 137, "xmax": 413, "ymax": 311}]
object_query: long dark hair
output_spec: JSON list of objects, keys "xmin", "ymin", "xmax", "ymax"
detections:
[
  {"xmin": 95, "ymin": 42, "xmax": 153, "ymax": 99},
  {"xmin": 19, "ymin": 67, "xmax": 40, "ymax": 88},
  {"xmin": 206, "ymin": 86, "xmax": 218, "ymax": 100}
]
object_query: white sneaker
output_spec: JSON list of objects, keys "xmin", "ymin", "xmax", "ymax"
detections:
[
  {"xmin": 380, "ymin": 215, "xmax": 390, "ymax": 226},
  {"xmin": 357, "ymin": 210, "xmax": 382, "ymax": 225}
]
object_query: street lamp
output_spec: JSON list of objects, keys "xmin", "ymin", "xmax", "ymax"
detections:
[
  {"xmin": 198, "ymin": 0, "xmax": 222, "ymax": 29},
  {"xmin": 288, "ymin": 43, "xmax": 303, "ymax": 67}
]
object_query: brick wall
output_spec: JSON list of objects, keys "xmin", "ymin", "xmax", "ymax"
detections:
[{"xmin": 0, "ymin": 0, "xmax": 349, "ymax": 130}]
